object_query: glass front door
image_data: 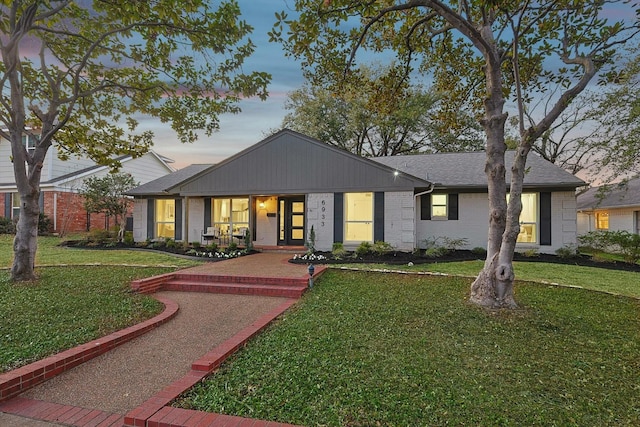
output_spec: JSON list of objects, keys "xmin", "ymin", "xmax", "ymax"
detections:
[{"xmin": 278, "ymin": 196, "xmax": 305, "ymax": 246}]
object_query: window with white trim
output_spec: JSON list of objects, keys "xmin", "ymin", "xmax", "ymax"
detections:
[
  {"xmin": 507, "ymin": 193, "xmax": 538, "ymax": 243},
  {"xmin": 431, "ymin": 194, "xmax": 447, "ymax": 218},
  {"xmin": 22, "ymin": 135, "xmax": 37, "ymax": 155},
  {"xmin": 12, "ymin": 193, "xmax": 21, "ymax": 219},
  {"xmin": 344, "ymin": 192, "xmax": 373, "ymax": 242},
  {"xmin": 155, "ymin": 199, "xmax": 175, "ymax": 239}
]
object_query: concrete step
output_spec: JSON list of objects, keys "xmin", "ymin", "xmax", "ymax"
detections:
[{"xmin": 163, "ymin": 280, "xmax": 308, "ymax": 298}]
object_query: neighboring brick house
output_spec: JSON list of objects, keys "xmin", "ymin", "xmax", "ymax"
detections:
[
  {"xmin": 1, "ymin": 135, "xmax": 175, "ymax": 235},
  {"xmin": 128, "ymin": 129, "xmax": 585, "ymax": 253}
]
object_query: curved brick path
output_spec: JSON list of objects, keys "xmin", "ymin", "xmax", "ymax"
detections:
[{"xmin": 0, "ymin": 253, "xmax": 321, "ymax": 427}]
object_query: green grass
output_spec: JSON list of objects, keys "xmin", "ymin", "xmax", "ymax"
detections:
[
  {"xmin": 178, "ymin": 270, "xmax": 640, "ymax": 426},
  {"xmin": 340, "ymin": 259, "xmax": 640, "ymax": 298},
  {"xmin": 0, "ymin": 234, "xmax": 201, "ymax": 372},
  {"xmin": 0, "ymin": 234, "xmax": 201, "ymax": 268},
  {"xmin": 0, "ymin": 266, "xmax": 173, "ymax": 372}
]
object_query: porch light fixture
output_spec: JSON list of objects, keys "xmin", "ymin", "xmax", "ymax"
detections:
[{"xmin": 259, "ymin": 201, "xmax": 266, "ymax": 209}]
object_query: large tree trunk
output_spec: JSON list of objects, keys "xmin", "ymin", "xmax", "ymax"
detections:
[
  {"xmin": 11, "ymin": 191, "xmax": 40, "ymax": 281},
  {"xmin": 468, "ymin": 25, "xmax": 519, "ymax": 309}
]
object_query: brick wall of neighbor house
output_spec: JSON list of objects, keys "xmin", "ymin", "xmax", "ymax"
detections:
[
  {"xmin": 307, "ymin": 193, "xmax": 334, "ymax": 252},
  {"xmin": 384, "ymin": 191, "xmax": 414, "ymax": 251},
  {"xmin": 0, "ymin": 193, "xmax": 6, "ymax": 217},
  {"xmin": 43, "ymin": 191, "xmax": 133, "ymax": 235}
]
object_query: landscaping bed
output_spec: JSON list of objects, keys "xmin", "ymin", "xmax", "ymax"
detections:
[{"xmin": 290, "ymin": 248, "xmax": 640, "ymax": 273}]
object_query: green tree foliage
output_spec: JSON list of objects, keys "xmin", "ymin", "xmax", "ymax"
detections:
[
  {"xmin": 1, "ymin": 0, "xmax": 270, "ymax": 281},
  {"xmin": 586, "ymin": 46, "xmax": 640, "ymax": 182},
  {"xmin": 283, "ymin": 65, "xmax": 483, "ymax": 156},
  {"xmin": 274, "ymin": 1, "xmax": 639, "ymax": 308},
  {"xmin": 80, "ymin": 173, "xmax": 138, "ymax": 242}
]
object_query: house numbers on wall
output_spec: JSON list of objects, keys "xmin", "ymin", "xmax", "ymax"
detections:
[{"xmin": 321, "ymin": 199, "xmax": 326, "ymax": 227}]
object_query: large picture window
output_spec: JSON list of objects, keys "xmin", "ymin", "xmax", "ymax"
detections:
[
  {"xmin": 212, "ymin": 198, "xmax": 249, "ymax": 238},
  {"xmin": 344, "ymin": 192, "xmax": 373, "ymax": 242},
  {"xmin": 508, "ymin": 193, "xmax": 538, "ymax": 243},
  {"xmin": 155, "ymin": 199, "xmax": 175, "ymax": 239}
]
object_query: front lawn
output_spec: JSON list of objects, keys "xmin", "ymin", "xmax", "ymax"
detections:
[
  {"xmin": 0, "ymin": 234, "xmax": 202, "ymax": 268},
  {"xmin": 0, "ymin": 234, "xmax": 201, "ymax": 372},
  {"xmin": 0, "ymin": 266, "xmax": 173, "ymax": 372},
  {"xmin": 342, "ymin": 259, "xmax": 640, "ymax": 299},
  {"xmin": 178, "ymin": 270, "xmax": 640, "ymax": 426}
]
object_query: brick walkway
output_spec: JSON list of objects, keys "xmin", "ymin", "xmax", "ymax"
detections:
[{"xmin": 0, "ymin": 252, "xmax": 325, "ymax": 427}]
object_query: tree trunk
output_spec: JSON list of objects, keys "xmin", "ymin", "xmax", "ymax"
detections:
[
  {"xmin": 11, "ymin": 191, "xmax": 40, "ymax": 281},
  {"xmin": 468, "ymin": 25, "xmax": 518, "ymax": 309}
]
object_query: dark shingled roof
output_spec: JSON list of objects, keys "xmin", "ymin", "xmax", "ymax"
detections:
[
  {"xmin": 372, "ymin": 151, "xmax": 585, "ymax": 190},
  {"xmin": 126, "ymin": 164, "xmax": 212, "ymax": 196},
  {"xmin": 577, "ymin": 178, "xmax": 640, "ymax": 211}
]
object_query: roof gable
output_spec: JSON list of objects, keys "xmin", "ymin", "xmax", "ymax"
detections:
[{"xmin": 172, "ymin": 129, "xmax": 430, "ymax": 196}]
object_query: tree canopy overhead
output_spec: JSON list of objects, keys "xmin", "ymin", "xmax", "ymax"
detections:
[
  {"xmin": 1, "ymin": 0, "xmax": 270, "ymax": 281},
  {"xmin": 274, "ymin": 0, "xmax": 640, "ymax": 308},
  {"xmin": 282, "ymin": 64, "xmax": 484, "ymax": 156}
]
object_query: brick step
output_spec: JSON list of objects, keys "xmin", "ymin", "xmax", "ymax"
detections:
[
  {"xmin": 172, "ymin": 273, "xmax": 309, "ymax": 287},
  {"xmin": 163, "ymin": 280, "xmax": 308, "ymax": 298}
]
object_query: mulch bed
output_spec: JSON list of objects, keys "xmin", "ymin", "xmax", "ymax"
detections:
[{"xmin": 290, "ymin": 249, "xmax": 640, "ymax": 273}]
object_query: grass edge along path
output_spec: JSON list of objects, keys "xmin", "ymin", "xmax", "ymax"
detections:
[
  {"xmin": 0, "ymin": 265, "xmax": 175, "ymax": 373},
  {"xmin": 178, "ymin": 269, "xmax": 640, "ymax": 426}
]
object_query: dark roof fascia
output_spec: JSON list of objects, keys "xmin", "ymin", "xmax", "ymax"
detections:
[{"xmin": 166, "ymin": 129, "xmax": 432, "ymax": 193}]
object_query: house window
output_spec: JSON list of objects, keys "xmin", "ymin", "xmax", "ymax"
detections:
[
  {"xmin": 596, "ymin": 212, "xmax": 609, "ymax": 230},
  {"xmin": 212, "ymin": 198, "xmax": 249, "ymax": 237},
  {"xmin": 155, "ymin": 199, "xmax": 175, "ymax": 239},
  {"xmin": 22, "ymin": 135, "xmax": 37, "ymax": 155},
  {"xmin": 12, "ymin": 193, "xmax": 21, "ymax": 219},
  {"xmin": 431, "ymin": 194, "xmax": 447, "ymax": 218},
  {"xmin": 344, "ymin": 192, "xmax": 373, "ymax": 242},
  {"xmin": 509, "ymin": 193, "xmax": 538, "ymax": 243}
]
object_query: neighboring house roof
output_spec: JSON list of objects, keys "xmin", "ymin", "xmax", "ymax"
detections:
[
  {"xmin": 0, "ymin": 150, "xmax": 175, "ymax": 190},
  {"xmin": 577, "ymin": 178, "xmax": 640, "ymax": 211},
  {"xmin": 126, "ymin": 164, "xmax": 213, "ymax": 196},
  {"xmin": 373, "ymin": 151, "xmax": 585, "ymax": 190}
]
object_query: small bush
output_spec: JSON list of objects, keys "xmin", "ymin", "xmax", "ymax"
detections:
[
  {"xmin": 38, "ymin": 213, "xmax": 52, "ymax": 235},
  {"xmin": 306, "ymin": 225, "xmax": 316, "ymax": 253},
  {"xmin": 191, "ymin": 241, "xmax": 201, "ymax": 249},
  {"xmin": 87, "ymin": 228, "xmax": 113, "ymax": 244},
  {"xmin": 520, "ymin": 248, "xmax": 539, "ymax": 258},
  {"xmin": 471, "ymin": 246, "xmax": 487, "ymax": 256},
  {"xmin": 0, "ymin": 217, "xmax": 16, "ymax": 234},
  {"xmin": 355, "ymin": 241, "xmax": 373, "ymax": 257},
  {"xmin": 423, "ymin": 246, "xmax": 449, "ymax": 258},
  {"xmin": 579, "ymin": 231, "xmax": 640, "ymax": 264},
  {"xmin": 372, "ymin": 241, "xmax": 394, "ymax": 256},
  {"xmin": 165, "ymin": 238, "xmax": 177, "ymax": 249},
  {"xmin": 555, "ymin": 244, "xmax": 578, "ymax": 259},
  {"xmin": 123, "ymin": 231, "xmax": 134, "ymax": 246},
  {"xmin": 332, "ymin": 242, "xmax": 347, "ymax": 260},
  {"xmin": 206, "ymin": 242, "xmax": 219, "ymax": 252},
  {"xmin": 441, "ymin": 236, "xmax": 469, "ymax": 251},
  {"xmin": 227, "ymin": 242, "xmax": 238, "ymax": 252}
]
